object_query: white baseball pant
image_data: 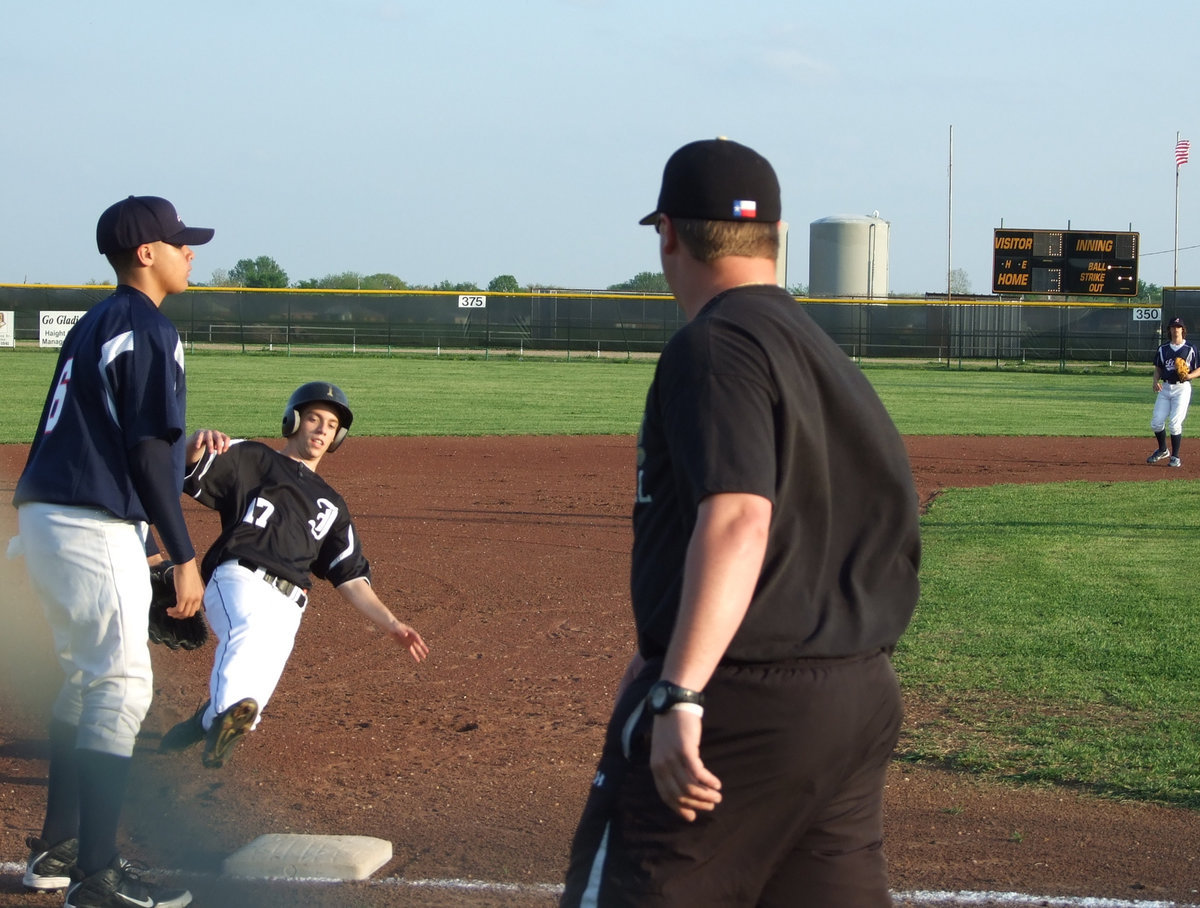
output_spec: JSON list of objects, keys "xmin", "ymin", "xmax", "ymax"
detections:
[
  {"xmin": 1152, "ymin": 381, "xmax": 1192, "ymax": 435},
  {"xmin": 201, "ymin": 560, "xmax": 305, "ymax": 731},
  {"xmin": 16, "ymin": 503, "xmax": 153, "ymax": 757}
]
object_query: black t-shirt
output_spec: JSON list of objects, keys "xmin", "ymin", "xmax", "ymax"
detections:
[
  {"xmin": 631, "ymin": 285, "xmax": 920, "ymax": 662},
  {"xmin": 185, "ymin": 440, "xmax": 370, "ymax": 590}
]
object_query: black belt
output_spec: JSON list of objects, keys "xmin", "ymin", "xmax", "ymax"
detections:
[{"xmin": 236, "ymin": 559, "xmax": 308, "ymax": 608}]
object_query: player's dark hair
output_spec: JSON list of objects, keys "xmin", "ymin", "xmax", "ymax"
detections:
[
  {"xmin": 104, "ymin": 248, "xmax": 140, "ymax": 275},
  {"xmin": 672, "ymin": 218, "xmax": 779, "ymax": 264}
]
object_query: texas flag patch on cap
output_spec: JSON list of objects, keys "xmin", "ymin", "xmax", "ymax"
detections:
[{"xmin": 732, "ymin": 199, "xmax": 758, "ymax": 219}]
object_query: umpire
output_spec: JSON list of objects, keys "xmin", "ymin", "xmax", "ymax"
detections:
[{"xmin": 560, "ymin": 139, "xmax": 921, "ymax": 907}]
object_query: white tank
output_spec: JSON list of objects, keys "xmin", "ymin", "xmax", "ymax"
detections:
[{"xmin": 809, "ymin": 214, "xmax": 890, "ymax": 298}]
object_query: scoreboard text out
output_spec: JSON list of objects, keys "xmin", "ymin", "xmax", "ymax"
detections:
[{"xmin": 992, "ymin": 229, "xmax": 1139, "ymax": 297}]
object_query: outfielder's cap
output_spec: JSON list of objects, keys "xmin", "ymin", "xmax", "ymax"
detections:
[
  {"xmin": 1169, "ymin": 316, "xmax": 1186, "ymax": 328},
  {"xmin": 96, "ymin": 196, "xmax": 214, "ymax": 255},
  {"xmin": 639, "ymin": 137, "xmax": 781, "ymax": 226}
]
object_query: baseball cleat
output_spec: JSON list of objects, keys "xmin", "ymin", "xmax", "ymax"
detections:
[
  {"xmin": 63, "ymin": 855, "xmax": 191, "ymax": 908},
  {"xmin": 1146, "ymin": 449, "xmax": 1170, "ymax": 463},
  {"xmin": 159, "ymin": 702, "xmax": 209, "ymax": 753},
  {"xmin": 202, "ymin": 697, "xmax": 258, "ymax": 768},
  {"xmin": 1170, "ymin": 456, "xmax": 1182, "ymax": 468},
  {"xmin": 23, "ymin": 835, "xmax": 78, "ymax": 891}
]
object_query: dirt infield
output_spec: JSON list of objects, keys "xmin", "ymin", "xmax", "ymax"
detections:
[{"xmin": 1, "ymin": 435, "xmax": 1198, "ymax": 907}]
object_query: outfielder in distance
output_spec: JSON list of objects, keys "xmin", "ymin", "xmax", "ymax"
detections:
[
  {"xmin": 159, "ymin": 381, "xmax": 430, "ymax": 768},
  {"xmin": 1147, "ymin": 315, "xmax": 1199, "ymax": 468}
]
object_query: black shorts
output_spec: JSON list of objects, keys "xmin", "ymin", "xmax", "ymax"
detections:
[{"xmin": 561, "ymin": 650, "xmax": 902, "ymax": 908}]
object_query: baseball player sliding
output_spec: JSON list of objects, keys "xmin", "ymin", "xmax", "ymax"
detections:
[{"xmin": 159, "ymin": 382, "xmax": 429, "ymax": 768}]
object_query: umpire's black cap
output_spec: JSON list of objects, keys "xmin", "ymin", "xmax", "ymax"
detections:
[
  {"xmin": 96, "ymin": 196, "xmax": 214, "ymax": 254},
  {"xmin": 639, "ymin": 137, "xmax": 781, "ymax": 226}
]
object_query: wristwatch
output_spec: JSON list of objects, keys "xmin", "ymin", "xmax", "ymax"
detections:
[{"xmin": 646, "ymin": 680, "xmax": 706, "ymax": 715}]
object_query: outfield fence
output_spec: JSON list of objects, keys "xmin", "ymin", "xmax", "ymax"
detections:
[{"xmin": 3, "ymin": 285, "xmax": 1200, "ymax": 367}]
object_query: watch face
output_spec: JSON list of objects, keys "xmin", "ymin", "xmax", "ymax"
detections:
[{"xmin": 650, "ymin": 685, "xmax": 667, "ymax": 711}]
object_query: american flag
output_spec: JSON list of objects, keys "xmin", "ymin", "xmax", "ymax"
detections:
[{"xmin": 1177, "ymin": 139, "xmax": 1191, "ymax": 167}]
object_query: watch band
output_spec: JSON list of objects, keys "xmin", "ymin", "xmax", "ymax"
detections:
[{"xmin": 646, "ymin": 679, "xmax": 706, "ymax": 715}]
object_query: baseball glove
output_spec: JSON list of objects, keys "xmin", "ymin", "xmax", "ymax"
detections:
[
  {"xmin": 148, "ymin": 561, "xmax": 209, "ymax": 651},
  {"xmin": 1177, "ymin": 357, "xmax": 1192, "ymax": 381}
]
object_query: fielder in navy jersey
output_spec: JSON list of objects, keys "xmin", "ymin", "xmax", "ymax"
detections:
[
  {"xmin": 1147, "ymin": 315, "xmax": 1198, "ymax": 468},
  {"xmin": 158, "ymin": 381, "xmax": 429, "ymax": 769},
  {"xmin": 11, "ymin": 196, "xmax": 226, "ymax": 908}
]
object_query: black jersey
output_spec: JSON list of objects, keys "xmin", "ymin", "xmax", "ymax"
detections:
[
  {"xmin": 631, "ymin": 284, "xmax": 920, "ymax": 662},
  {"xmin": 185, "ymin": 440, "xmax": 370, "ymax": 590}
]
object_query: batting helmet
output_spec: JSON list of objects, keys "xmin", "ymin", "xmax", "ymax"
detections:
[{"xmin": 282, "ymin": 382, "xmax": 353, "ymax": 452}]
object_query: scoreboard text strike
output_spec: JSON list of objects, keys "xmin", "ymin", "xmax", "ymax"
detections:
[{"xmin": 992, "ymin": 229, "xmax": 1139, "ymax": 297}]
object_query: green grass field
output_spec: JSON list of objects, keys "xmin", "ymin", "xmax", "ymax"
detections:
[
  {"xmin": 1, "ymin": 349, "xmax": 1194, "ymax": 809},
  {"xmin": 0, "ymin": 349, "xmax": 1157, "ymax": 441},
  {"xmin": 897, "ymin": 481, "xmax": 1200, "ymax": 808}
]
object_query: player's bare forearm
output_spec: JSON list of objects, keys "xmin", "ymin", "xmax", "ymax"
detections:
[
  {"xmin": 661, "ymin": 493, "xmax": 771, "ymax": 692},
  {"xmin": 649, "ymin": 492, "xmax": 770, "ymax": 819},
  {"xmin": 170, "ymin": 558, "xmax": 205, "ymax": 618},
  {"xmin": 338, "ymin": 578, "xmax": 430, "ymax": 662}
]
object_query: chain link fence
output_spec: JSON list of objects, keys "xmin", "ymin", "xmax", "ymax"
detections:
[{"xmin": 2, "ymin": 285, "xmax": 1196, "ymax": 367}]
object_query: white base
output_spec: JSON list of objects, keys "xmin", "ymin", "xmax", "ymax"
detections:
[{"xmin": 222, "ymin": 834, "xmax": 393, "ymax": 881}]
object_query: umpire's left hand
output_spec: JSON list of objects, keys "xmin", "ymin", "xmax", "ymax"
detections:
[{"xmin": 649, "ymin": 710, "xmax": 722, "ymax": 821}]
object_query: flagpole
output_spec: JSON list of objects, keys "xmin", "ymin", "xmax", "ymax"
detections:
[{"xmin": 1175, "ymin": 130, "xmax": 1181, "ymax": 287}]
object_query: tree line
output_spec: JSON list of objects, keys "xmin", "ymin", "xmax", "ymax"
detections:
[
  {"xmin": 203, "ymin": 256, "xmax": 1166, "ymax": 302},
  {"xmin": 205, "ymin": 257, "xmax": 674, "ymax": 295}
]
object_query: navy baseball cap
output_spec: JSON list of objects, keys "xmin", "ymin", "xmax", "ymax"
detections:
[
  {"xmin": 1169, "ymin": 316, "xmax": 1186, "ymax": 329},
  {"xmin": 639, "ymin": 137, "xmax": 781, "ymax": 226},
  {"xmin": 96, "ymin": 196, "xmax": 214, "ymax": 254}
]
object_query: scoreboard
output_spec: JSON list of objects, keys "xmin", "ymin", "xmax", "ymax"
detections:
[{"xmin": 992, "ymin": 229, "xmax": 1139, "ymax": 296}]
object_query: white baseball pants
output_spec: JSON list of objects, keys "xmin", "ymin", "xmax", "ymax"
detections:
[
  {"xmin": 16, "ymin": 503, "xmax": 153, "ymax": 757},
  {"xmin": 201, "ymin": 560, "xmax": 305, "ymax": 731},
  {"xmin": 1152, "ymin": 381, "xmax": 1192, "ymax": 435}
]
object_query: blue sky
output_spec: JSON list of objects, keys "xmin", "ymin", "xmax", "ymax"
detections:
[{"xmin": 2, "ymin": 0, "xmax": 1197, "ymax": 294}]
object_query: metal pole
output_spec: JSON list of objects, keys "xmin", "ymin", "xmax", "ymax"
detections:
[
  {"xmin": 947, "ymin": 124, "xmax": 954, "ymax": 300},
  {"xmin": 1175, "ymin": 130, "xmax": 1182, "ymax": 287},
  {"xmin": 867, "ymin": 221, "xmax": 875, "ymax": 299}
]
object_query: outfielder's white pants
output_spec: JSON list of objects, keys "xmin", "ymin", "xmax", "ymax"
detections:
[
  {"xmin": 201, "ymin": 560, "xmax": 305, "ymax": 731},
  {"xmin": 1152, "ymin": 381, "xmax": 1192, "ymax": 436},
  {"xmin": 15, "ymin": 503, "xmax": 153, "ymax": 757}
]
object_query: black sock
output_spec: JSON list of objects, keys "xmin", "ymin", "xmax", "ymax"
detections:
[
  {"xmin": 1156, "ymin": 431, "xmax": 1167, "ymax": 450},
  {"xmin": 40, "ymin": 720, "xmax": 81, "ymax": 845},
  {"xmin": 1172, "ymin": 434, "xmax": 1182, "ymax": 457},
  {"xmin": 76, "ymin": 749, "xmax": 132, "ymax": 876}
]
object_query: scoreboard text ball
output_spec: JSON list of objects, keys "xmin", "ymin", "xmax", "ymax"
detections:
[{"xmin": 992, "ymin": 229, "xmax": 1139, "ymax": 297}]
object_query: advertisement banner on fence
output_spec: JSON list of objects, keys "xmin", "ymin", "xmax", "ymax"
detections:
[
  {"xmin": 0, "ymin": 311, "xmax": 13, "ymax": 348},
  {"xmin": 39, "ymin": 311, "xmax": 84, "ymax": 348}
]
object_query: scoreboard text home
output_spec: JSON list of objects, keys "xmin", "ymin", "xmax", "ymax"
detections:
[{"xmin": 992, "ymin": 229, "xmax": 1139, "ymax": 297}]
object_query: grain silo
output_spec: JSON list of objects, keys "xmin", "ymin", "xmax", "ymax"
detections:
[{"xmin": 808, "ymin": 213, "xmax": 890, "ymax": 298}]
